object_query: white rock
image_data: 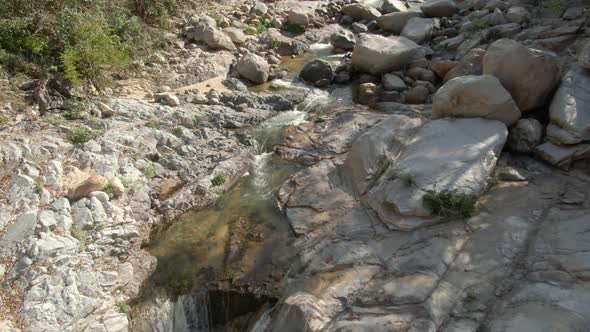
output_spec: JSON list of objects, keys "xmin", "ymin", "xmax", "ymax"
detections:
[
  {"xmin": 377, "ymin": 11, "xmax": 423, "ymax": 34},
  {"xmin": 237, "ymin": 54, "xmax": 270, "ymax": 84}
]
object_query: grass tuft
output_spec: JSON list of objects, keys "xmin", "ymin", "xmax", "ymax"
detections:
[{"xmin": 423, "ymin": 190, "xmax": 478, "ymax": 219}]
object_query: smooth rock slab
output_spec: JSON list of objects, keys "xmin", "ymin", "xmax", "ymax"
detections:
[
  {"xmin": 579, "ymin": 41, "xmax": 590, "ymax": 70},
  {"xmin": 341, "ymin": 4, "xmax": 381, "ymax": 21},
  {"xmin": 366, "ymin": 117, "xmax": 507, "ymax": 229},
  {"xmin": 352, "ymin": 34, "xmax": 420, "ymax": 75},
  {"xmin": 547, "ymin": 65, "xmax": 590, "ymax": 145},
  {"xmin": 433, "ymin": 75, "xmax": 521, "ymax": 126}
]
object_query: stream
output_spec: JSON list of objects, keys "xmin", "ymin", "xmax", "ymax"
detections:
[{"xmin": 130, "ymin": 43, "xmax": 353, "ymax": 331}]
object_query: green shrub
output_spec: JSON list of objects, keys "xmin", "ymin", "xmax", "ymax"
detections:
[
  {"xmin": 256, "ymin": 19, "xmax": 273, "ymax": 34},
  {"xmin": 63, "ymin": 98, "xmax": 89, "ymax": 120},
  {"xmin": 145, "ymin": 120, "xmax": 161, "ymax": 129},
  {"xmin": 271, "ymin": 39, "xmax": 281, "ymax": 49},
  {"xmin": 67, "ymin": 126, "xmax": 99, "ymax": 144},
  {"xmin": 211, "ymin": 174, "xmax": 226, "ymax": 187},
  {"xmin": 243, "ymin": 27, "xmax": 258, "ymax": 36},
  {"xmin": 70, "ymin": 223, "xmax": 88, "ymax": 250},
  {"xmin": 423, "ymin": 190, "xmax": 478, "ymax": 219},
  {"xmin": 34, "ymin": 182, "xmax": 43, "ymax": 195},
  {"xmin": 143, "ymin": 166, "xmax": 155, "ymax": 178},
  {"xmin": 102, "ymin": 183, "xmax": 115, "ymax": 195},
  {"xmin": 193, "ymin": 115, "xmax": 204, "ymax": 125},
  {"xmin": 0, "ymin": 115, "xmax": 8, "ymax": 125},
  {"xmin": 117, "ymin": 302, "xmax": 127, "ymax": 313}
]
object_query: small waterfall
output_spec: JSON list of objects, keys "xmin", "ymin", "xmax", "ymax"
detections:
[{"xmin": 172, "ymin": 292, "xmax": 211, "ymax": 332}]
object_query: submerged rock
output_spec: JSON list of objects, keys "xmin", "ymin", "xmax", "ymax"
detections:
[{"xmin": 300, "ymin": 59, "xmax": 334, "ymax": 87}]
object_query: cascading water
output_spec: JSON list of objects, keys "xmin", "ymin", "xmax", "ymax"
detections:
[{"xmin": 130, "ymin": 45, "xmax": 351, "ymax": 332}]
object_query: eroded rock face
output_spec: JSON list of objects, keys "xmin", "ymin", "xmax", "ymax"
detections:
[
  {"xmin": 483, "ymin": 39, "xmax": 561, "ymax": 112},
  {"xmin": 547, "ymin": 65, "xmax": 590, "ymax": 145},
  {"xmin": 352, "ymin": 34, "xmax": 421, "ymax": 74},
  {"xmin": 300, "ymin": 59, "xmax": 333, "ymax": 87},
  {"xmin": 432, "ymin": 75, "xmax": 521, "ymax": 125},
  {"xmin": 579, "ymin": 41, "xmax": 590, "ymax": 70}
]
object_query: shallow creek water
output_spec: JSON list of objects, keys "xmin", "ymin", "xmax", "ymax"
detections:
[{"xmin": 131, "ymin": 44, "xmax": 352, "ymax": 331}]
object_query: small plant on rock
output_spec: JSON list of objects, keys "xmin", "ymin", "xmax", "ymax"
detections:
[
  {"xmin": 211, "ymin": 174, "xmax": 226, "ymax": 187},
  {"xmin": 193, "ymin": 115, "xmax": 204, "ymax": 125},
  {"xmin": 0, "ymin": 115, "xmax": 8, "ymax": 125},
  {"xmin": 145, "ymin": 120, "xmax": 161, "ymax": 129},
  {"xmin": 243, "ymin": 27, "xmax": 258, "ymax": 35},
  {"xmin": 34, "ymin": 182, "xmax": 44, "ymax": 195},
  {"xmin": 70, "ymin": 224, "xmax": 88, "ymax": 251},
  {"xmin": 171, "ymin": 126, "xmax": 183, "ymax": 136},
  {"xmin": 117, "ymin": 302, "xmax": 127, "ymax": 313},
  {"xmin": 271, "ymin": 39, "xmax": 281, "ymax": 49},
  {"xmin": 423, "ymin": 190, "xmax": 478, "ymax": 219},
  {"xmin": 256, "ymin": 19, "xmax": 273, "ymax": 34},
  {"xmin": 67, "ymin": 126, "xmax": 99, "ymax": 144},
  {"xmin": 144, "ymin": 167, "xmax": 155, "ymax": 179},
  {"xmin": 102, "ymin": 183, "xmax": 115, "ymax": 195}
]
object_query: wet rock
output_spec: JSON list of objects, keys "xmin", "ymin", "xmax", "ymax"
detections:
[
  {"xmin": 401, "ymin": 17, "xmax": 434, "ymax": 44},
  {"xmin": 377, "ymin": 11, "xmax": 423, "ymax": 34},
  {"xmin": 404, "ymin": 85, "xmax": 430, "ymax": 104},
  {"xmin": 507, "ymin": 118, "xmax": 543, "ymax": 153},
  {"xmin": 300, "ymin": 59, "xmax": 334, "ymax": 87},
  {"xmin": 237, "ymin": 54, "xmax": 270, "ymax": 84},
  {"xmin": 382, "ymin": 74, "xmax": 407, "ymax": 91},
  {"xmin": 330, "ymin": 30, "xmax": 355, "ymax": 51},
  {"xmin": 352, "ymin": 35, "xmax": 420, "ymax": 75},
  {"xmin": 358, "ymin": 83, "xmax": 379, "ymax": 106},
  {"xmin": 341, "ymin": 4, "xmax": 381, "ymax": 21},
  {"xmin": 68, "ymin": 175, "xmax": 108, "ymax": 201},
  {"xmin": 420, "ymin": 0, "xmax": 458, "ymax": 17},
  {"xmin": 433, "ymin": 75, "xmax": 521, "ymax": 126},
  {"xmin": 444, "ymin": 48, "xmax": 485, "ymax": 82},
  {"xmin": 483, "ymin": 39, "xmax": 561, "ymax": 112},
  {"xmin": 547, "ymin": 66, "xmax": 590, "ymax": 145}
]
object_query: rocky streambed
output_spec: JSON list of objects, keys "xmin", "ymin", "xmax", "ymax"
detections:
[{"xmin": 1, "ymin": 0, "xmax": 590, "ymax": 331}]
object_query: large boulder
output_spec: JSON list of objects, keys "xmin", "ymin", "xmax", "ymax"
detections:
[
  {"xmin": 201, "ymin": 29, "xmax": 236, "ymax": 51},
  {"xmin": 356, "ymin": 117, "xmax": 507, "ymax": 230},
  {"xmin": 341, "ymin": 4, "xmax": 381, "ymax": 21},
  {"xmin": 420, "ymin": 0, "xmax": 458, "ymax": 17},
  {"xmin": 237, "ymin": 54, "xmax": 270, "ymax": 84},
  {"xmin": 287, "ymin": 9, "xmax": 311, "ymax": 27},
  {"xmin": 352, "ymin": 34, "xmax": 420, "ymax": 75},
  {"xmin": 300, "ymin": 59, "xmax": 333, "ymax": 87},
  {"xmin": 223, "ymin": 27, "xmax": 247, "ymax": 45},
  {"xmin": 401, "ymin": 17, "xmax": 434, "ymax": 44},
  {"xmin": 547, "ymin": 66, "xmax": 590, "ymax": 145},
  {"xmin": 330, "ymin": 30, "xmax": 356, "ymax": 51},
  {"xmin": 377, "ymin": 11, "xmax": 423, "ymax": 34},
  {"xmin": 483, "ymin": 39, "xmax": 561, "ymax": 112},
  {"xmin": 579, "ymin": 40, "xmax": 590, "ymax": 70},
  {"xmin": 433, "ymin": 75, "xmax": 521, "ymax": 126}
]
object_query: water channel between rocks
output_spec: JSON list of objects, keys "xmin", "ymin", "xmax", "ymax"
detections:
[{"xmin": 130, "ymin": 44, "xmax": 352, "ymax": 332}]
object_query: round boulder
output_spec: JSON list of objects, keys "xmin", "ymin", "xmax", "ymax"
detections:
[
  {"xmin": 420, "ymin": 0, "xmax": 458, "ymax": 17},
  {"xmin": 330, "ymin": 30, "xmax": 356, "ymax": 51},
  {"xmin": 433, "ymin": 75, "xmax": 521, "ymax": 126},
  {"xmin": 483, "ymin": 39, "xmax": 561, "ymax": 112},
  {"xmin": 507, "ymin": 118, "xmax": 543, "ymax": 153},
  {"xmin": 237, "ymin": 54, "xmax": 270, "ymax": 84}
]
